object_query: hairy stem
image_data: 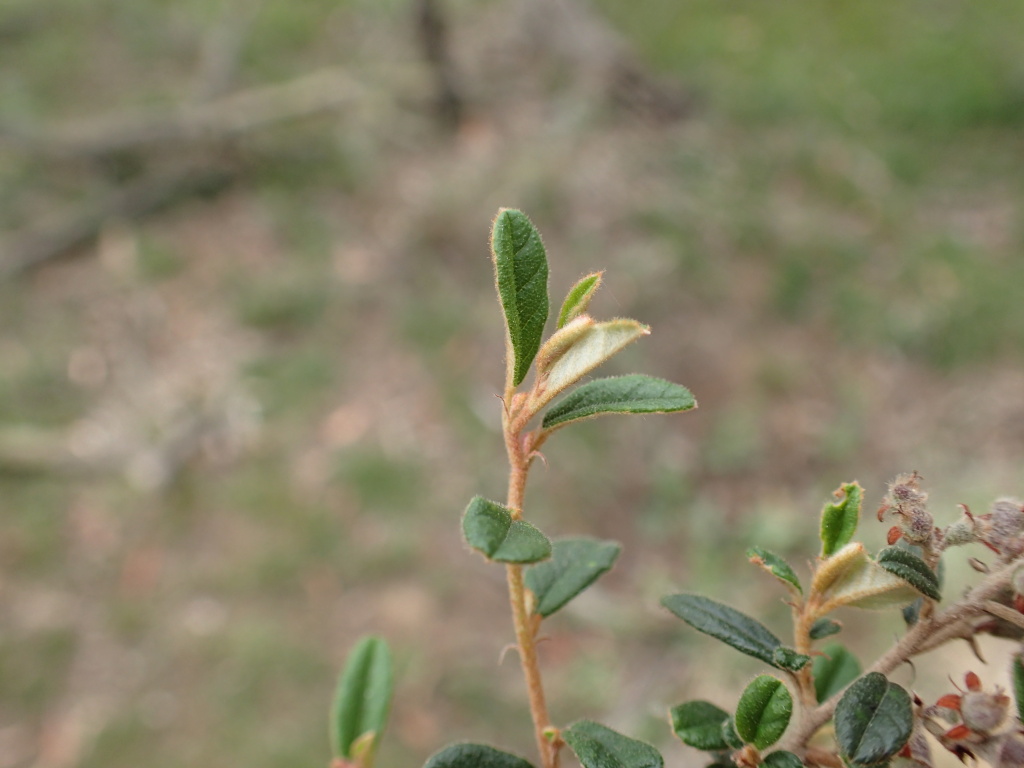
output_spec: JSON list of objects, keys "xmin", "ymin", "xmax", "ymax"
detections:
[
  {"xmin": 792, "ymin": 598, "xmax": 818, "ymax": 709},
  {"xmin": 503, "ymin": 390, "xmax": 558, "ymax": 768}
]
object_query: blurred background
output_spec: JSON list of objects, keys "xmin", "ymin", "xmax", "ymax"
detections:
[{"xmin": 2, "ymin": 1, "xmax": 1024, "ymax": 766}]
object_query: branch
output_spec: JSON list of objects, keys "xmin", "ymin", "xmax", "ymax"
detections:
[
  {"xmin": 0, "ymin": 165, "xmax": 234, "ymax": 277},
  {"xmin": 0, "ymin": 67, "xmax": 363, "ymax": 158},
  {"xmin": 778, "ymin": 555, "xmax": 1024, "ymax": 755}
]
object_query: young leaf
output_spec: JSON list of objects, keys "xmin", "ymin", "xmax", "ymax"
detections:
[
  {"xmin": 771, "ymin": 647, "xmax": 811, "ymax": 672},
  {"xmin": 525, "ymin": 537, "xmax": 621, "ymax": 617},
  {"xmin": 1013, "ymin": 653, "xmax": 1024, "ymax": 722},
  {"xmin": 491, "ymin": 208, "xmax": 549, "ymax": 387},
  {"xmin": 835, "ymin": 673, "xmax": 912, "ymax": 767},
  {"xmin": 876, "ymin": 547, "xmax": 941, "ymax": 601},
  {"xmin": 669, "ymin": 700, "xmax": 730, "ymax": 751},
  {"xmin": 721, "ymin": 718, "xmax": 744, "ymax": 750},
  {"xmin": 747, "ymin": 546, "xmax": 802, "ymax": 594},
  {"xmin": 812, "ymin": 643, "xmax": 862, "ymax": 703},
  {"xmin": 902, "ymin": 598, "xmax": 922, "ymax": 627},
  {"xmin": 535, "ymin": 320, "xmax": 649, "ymax": 409},
  {"xmin": 558, "ymin": 272, "xmax": 603, "ymax": 328},
  {"xmin": 423, "ymin": 743, "xmax": 535, "ymax": 768},
  {"xmin": 809, "ymin": 618, "xmax": 842, "ymax": 640},
  {"xmin": 562, "ymin": 720, "xmax": 663, "ymax": 768},
  {"xmin": 761, "ymin": 751, "xmax": 804, "ymax": 768},
  {"xmin": 462, "ymin": 496, "xmax": 551, "ymax": 564},
  {"xmin": 331, "ymin": 636, "xmax": 393, "ymax": 765},
  {"xmin": 812, "ymin": 542, "xmax": 869, "ymax": 596},
  {"xmin": 820, "ymin": 481, "xmax": 862, "ymax": 558},
  {"xmin": 536, "ymin": 315, "xmax": 596, "ymax": 373},
  {"xmin": 820, "ymin": 553, "xmax": 923, "ymax": 612},
  {"xmin": 734, "ymin": 675, "xmax": 793, "ymax": 750},
  {"xmin": 662, "ymin": 594, "xmax": 784, "ymax": 668},
  {"xmin": 542, "ymin": 374, "xmax": 696, "ymax": 431}
]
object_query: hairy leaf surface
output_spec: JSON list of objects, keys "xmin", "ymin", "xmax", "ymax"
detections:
[
  {"xmin": 835, "ymin": 673, "xmax": 912, "ymax": 767},
  {"xmin": 535, "ymin": 320, "xmax": 649, "ymax": 409},
  {"xmin": 820, "ymin": 481, "xmax": 863, "ymax": 557},
  {"xmin": 491, "ymin": 209, "xmax": 549, "ymax": 387},
  {"xmin": 813, "ymin": 643, "xmax": 861, "ymax": 703},
  {"xmin": 662, "ymin": 594, "xmax": 783, "ymax": 667},
  {"xmin": 557, "ymin": 272, "xmax": 603, "ymax": 328},
  {"xmin": 424, "ymin": 743, "xmax": 535, "ymax": 768},
  {"xmin": 669, "ymin": 701, "xmax": 730, "ymax": 751},
  {"xmin": 761, "ymin": 751, "xmax": 803, "ymax": 768},
  {"xmin": 809, "ymin": 618, "xmax": 842, "ymax": 640},
  {"xmin": 747, "ymin": 546, "xmax": 802, "ymax": 594},
  {"xmin": 876, "ymin": 547, "xmax": 941, "ymax": 601},
  {"xmin": 542, "ymin": 374, "xmax": 695, "ymax": 430},
  {"xmin": 735, "ymin": 675, "xmax": 793, "ymax": 749},
  {"xmin": 462, "ymin": 496, "xmax": 551, "ymax": 564},
  {"xmin": 525, "ymin": 538, "xmax": 620, "ymax": 617},
  {"xmin": 563, "ymin": 720, "xmax": 663, "ymax": 768}
]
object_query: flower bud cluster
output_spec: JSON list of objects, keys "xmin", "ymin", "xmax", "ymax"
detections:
[
  {"xmin": 878, "ymin": 472, "xmax": 938, "ymax": 552},
  {"xmin": 922, "ymin": 671, "xmax": 1018, "ymax": 766},
  {"xmin": 943, "ymin": 497, "xmax": 1024, "ymax": 563}
]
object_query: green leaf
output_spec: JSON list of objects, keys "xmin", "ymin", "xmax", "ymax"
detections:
[
  {"xmin": 876, "ymin": 547, "xmax": 941, "ymax": 601},
  {"xmin": 816, "ymin": 544, "xmax": 922, "ymax": 611},
  {"xmin": 734, "ymin": 675, "xmax": 793, "ymax": 750},
  {"xmin": 669, "ymin": 701, "xmax": 730, "ymax": 751},
  {"xmin": 820, "ymin": 481, "xmax": 863, "ymax": 558},
  {"xmin": 331, "ymin": 636, "xmax": 393, "ymax": 764},
  {"xmin": 542, "ymin": 374, "xmax": 696, "ymax": 430},
  {"xmin": 536, "ymin": 316, "xmax": 596, "ymax": 374},
  {"xmin": 812, "ymin": 643, "xmax": 862, "ymax": 703},
  {"xmin": 462, "ymin": 497, "xmax": 551, "ymax": 564},
  {"xmin": 662, "ymin": 593, "xmax": 784, "ymax": 668},
  {"xmin": 491, "ymin": 208, "xmax": 549, "ymax": 387},
  {"xmin": 525, "ymin": 537, "xmax": 621, "ymax": 617},
  {"xmin": 1013, "ymin": 653, "xmax": 1024, "ymax": 722},
  {"xmin": 809, "ymin": 618, "xmax": 842, "ymax": 640},
  {"xmin": 423, "ymin": 743, "xmax": 535, "ymax": 768},
  {"xmin": 761, "ymin": 751, "xmax": 804, "ymax": 768},
  {"xmin": 901, "ymin": 598, "xmax": 922, "ymax": 627},
  {"xmin": 535, "ymin": 320, "xmax": 649, "ymax": 409},
  {"xmin": 563, "ymin": 720, "xmax": 663, "ymax": 768},
  {"xmin": 835, "ymin": 673, "xmax": 912, "ymax": 767},
  {"xmin": 721, "ymin": 717, "xmax": 744, "ymax": 750},
  {"xmin": 747, "ymin": 546, "xmax": 802, "ymax": 594},
  {"xmin": 558, "ymin": 272, "xmax": 603, "ymax": 328},
  {"xmin": 772, "ymin": 647, "xmax": 811, "ymax": 672}
]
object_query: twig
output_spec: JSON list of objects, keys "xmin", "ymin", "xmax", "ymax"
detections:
[
  {"xmin": 777, "ymin": 556, "xmax": 1024, "ymax": 756},
  {"xmin": 0, "ymin": 165, "xmax": 234, "ymax": 277},
  {"xmin": 982, "ymin": 599, "xmax": 1024, "ymax": 632},
  {"xmin": 0, "ymin": 67, "xmax": 363, "ymax": 158},
  {"xmin": 414, "ymin": 0, "xmax": 463, "ymax": 130}
]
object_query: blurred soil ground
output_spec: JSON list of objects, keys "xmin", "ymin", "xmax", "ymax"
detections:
[{"xmin": 1, "ymin": 2, "xmax": 1024, "ymax": 767}]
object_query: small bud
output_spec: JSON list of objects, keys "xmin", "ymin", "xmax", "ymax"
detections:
[
  {"xmin": 943, "ymin": 519, "xmax": 978, "ymax": 548},
  {"xmin": 881, "ymin": 472, "xmax": 935, "ymax": 546},
  {"xmin": 990, "ymin": 498, "xmax": 1024, "ymax": 539},
  {"xmin": 961, "ymin": 689, "xmax": 1009, "ymax": 734},
  {"xmin": 733, "ymin": 745, "xmax": 760, "ymax": 768}
]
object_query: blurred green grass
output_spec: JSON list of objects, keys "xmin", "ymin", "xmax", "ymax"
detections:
[{"xmin": 1, "ymin": 2, "xmax": 1023, "ymax": 767}]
